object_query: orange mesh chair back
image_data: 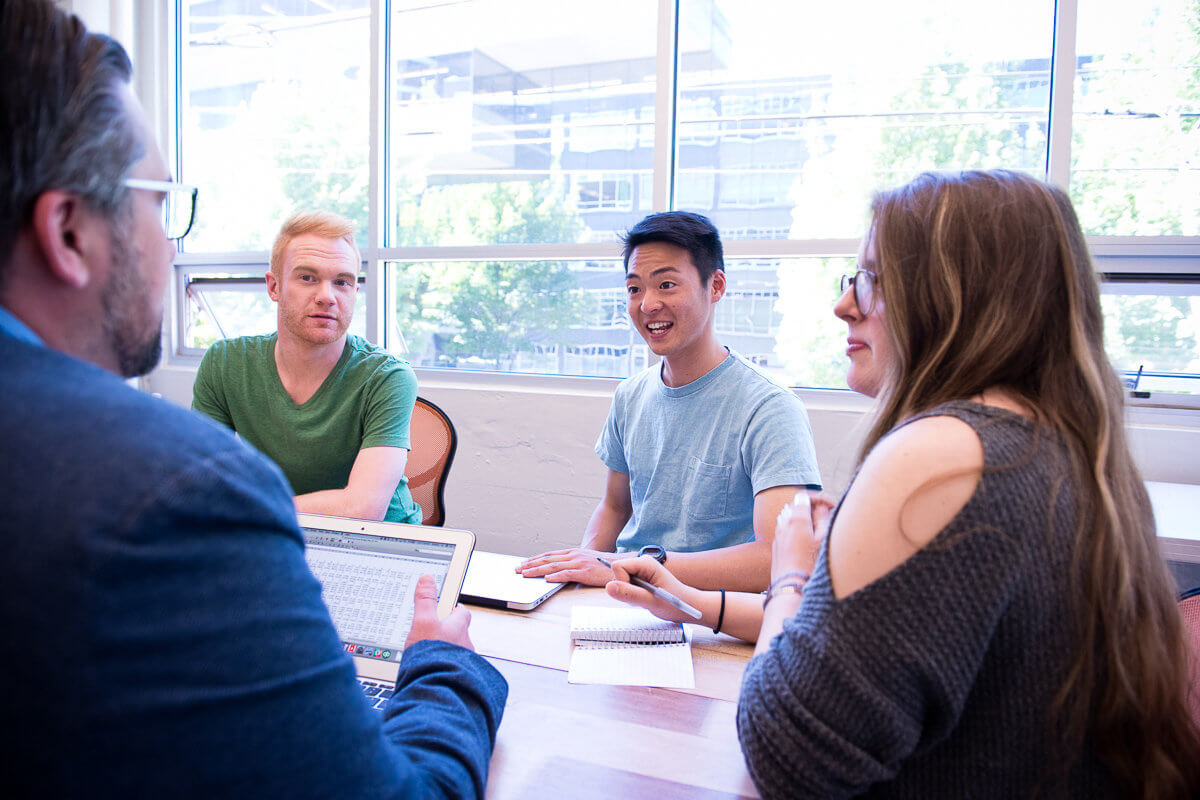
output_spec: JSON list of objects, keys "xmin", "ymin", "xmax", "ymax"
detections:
[
  {"xmin": 1182, "ymin": 586, "xmax": 1200, "ymax": 729},
  {"xmin": 406, "ymin": 397, "xmax": 457, "ymax": 527}
]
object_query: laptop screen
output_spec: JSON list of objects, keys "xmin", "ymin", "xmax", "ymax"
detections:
[{"xmin": 302, "ymin": 525, "xmax": 457, "ymax": 666}]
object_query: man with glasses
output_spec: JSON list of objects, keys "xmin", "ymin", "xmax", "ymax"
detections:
[
  {"xmin": 0, "ymin": 3, "xmax": 505, "ymax": 796},
  {"xmin": 125, "ymin": 177, "xmax": 199, "ymax": 242}
]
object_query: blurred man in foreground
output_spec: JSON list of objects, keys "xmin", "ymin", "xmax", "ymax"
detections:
[{"xmin": 0, "ymin": 3, "xmax": 504, "ymax": 795}]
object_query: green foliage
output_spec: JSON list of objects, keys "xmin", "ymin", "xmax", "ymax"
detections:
[
  {"xmin": 774, "ymin": 258, "xmax": 858, "ymax": 388},
  {"xmin": 390, "ymin": 181, "xmax": 589, "ymax": 367},
  {"xmin": 879, "ymin": 61, "xmax": 1045, "ymax": 176},
  {"xmin": 1070, "ymin": 167, "xmax": 1184, "ymax": 236},
  {"xmin": 394, "ymin": 180, "xmax": 581, "ymax": 247},
  {"xmin": 873, "ymin": 31, "xmax": 1200, "ymax": 386},
  {"xmin": 185, "ymin": 76, "xmax": 370, "ymax": 251},
  {"xmin": 279, "ymin": 118, "xmax": 369, "ymax": 238},
  {"xmin": 1184, "ymin": 0, "xmax": 1200, "ymax": 133},
  {"xmin": 438, "ymin": 260, "xmax": 589, "ymax": 368},
  {"xmin": 1102, "ymin": 295, "xmax": 1198, "ymax": 374}
]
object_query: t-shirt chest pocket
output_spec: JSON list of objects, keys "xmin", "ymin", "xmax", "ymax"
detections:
[{"xmin": 684, "ymin": 457, "xmax": 732, "ymax": 520}]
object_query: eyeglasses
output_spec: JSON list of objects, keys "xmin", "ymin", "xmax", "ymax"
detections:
[
  {"xmin": 839, "ymin": 268, "xmax": 879, "ymax": 315},
  {"xmin": 123, "ymin": 178, "xmax": 198, "ymax": 241}
]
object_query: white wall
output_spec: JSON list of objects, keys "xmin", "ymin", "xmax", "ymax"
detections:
[{"xmin": 144, "ymin": 364, "xmax": 1200, "ymax": 557}]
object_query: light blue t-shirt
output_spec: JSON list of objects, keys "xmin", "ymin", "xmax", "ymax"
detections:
[{"xmin": 596, "ymin": 351, "xmax": 822, "ymax": 554}]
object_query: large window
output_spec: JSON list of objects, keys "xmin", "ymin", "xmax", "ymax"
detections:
[
  {"xmin": 1071, "ymin": 0, "xmax": 1199, "ymax": 237},
  {"xmin": 179, "ymin": 0, "xmax": 371, "ymax": 250},
  {"xmin": 171, "ymin": 0, "xmax": 1200, "ymax": 395}
]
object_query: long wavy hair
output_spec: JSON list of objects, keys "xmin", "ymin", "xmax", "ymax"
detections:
[{"xmin": 861, "ymin": 170, "xmax": 1198, "ymax": 797}]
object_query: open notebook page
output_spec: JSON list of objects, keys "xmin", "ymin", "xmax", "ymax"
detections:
[{"xmin": 567, "ymin": 606, "xmax": 695, "ymax": 688}]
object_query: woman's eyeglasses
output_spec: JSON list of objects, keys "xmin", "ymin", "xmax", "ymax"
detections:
[{"xmin": 839, "ymin": 268, "xmax": 879, "ymax": 315}]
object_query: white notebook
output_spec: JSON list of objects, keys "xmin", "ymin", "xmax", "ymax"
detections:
[{"xmin": 567, "ymin": 606, "xmax": 695, "ymax": 688}]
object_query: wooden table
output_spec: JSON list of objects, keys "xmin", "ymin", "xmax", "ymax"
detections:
[
  {"xmin": 457, "ymin": 480, "xmax": 1200, "ymax": 797},
  {"xmin": 466, "ymin": 583, "xmax": 761, "ymax": 800}
]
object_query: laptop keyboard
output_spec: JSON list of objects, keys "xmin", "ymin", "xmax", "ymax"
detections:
[{"xmin": 357, "ymin": 677, "xmax": 396, "ymax": 712}]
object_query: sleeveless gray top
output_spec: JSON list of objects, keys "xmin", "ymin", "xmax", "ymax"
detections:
[{"xmin": 737, "ymin": 401, "xmax": 1121, "ymax": 799}]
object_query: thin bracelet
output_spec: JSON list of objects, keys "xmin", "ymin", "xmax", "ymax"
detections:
[
  {"xmin": 712, "ymin": 588, "xmax": 726, "ymax": 634},
  {"xmin": 762, "ymin": 581, "xmax": 806, "ymax": 609},
  {"xmin": 768, "ymin": 570, "xmax": 810, "ymax": 595}
]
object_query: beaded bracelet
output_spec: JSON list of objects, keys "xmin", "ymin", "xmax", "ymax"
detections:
[
  {"xmin": 768, "ymin": 570, "xmax": 810, "ymax": 594},
  {"xmin": 762, "ymin": 581, "xmax": 807, "ymax": 609}
]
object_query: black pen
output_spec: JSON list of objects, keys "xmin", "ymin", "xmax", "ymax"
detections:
[{"xmin": 597, "ymin": 556, "xmax": 702, "ymax": 620}]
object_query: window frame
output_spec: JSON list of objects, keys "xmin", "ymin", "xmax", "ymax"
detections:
[{"xmin": 151, "ymin": 0, "xmax": 1200, "ymax": 409}]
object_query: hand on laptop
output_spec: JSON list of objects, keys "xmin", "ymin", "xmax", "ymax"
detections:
[
  {"xmin": 517, "ymin": 548, "xmax": 633, "ymax": 586},
  {"xmin": 405, "ymin": 574, "xmax": 474, "ymax": 651}
]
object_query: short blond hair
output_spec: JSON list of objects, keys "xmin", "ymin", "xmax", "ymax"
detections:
[{"xmin": 269, "ymin": 210, "xmax": 361, "ymax": 276}]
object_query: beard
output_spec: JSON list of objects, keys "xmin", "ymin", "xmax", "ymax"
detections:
[
  {"xmin": 278, "ymin": 300, "xmax": 351, "ymax": 346},
  {"xmin": 100, "ymin": 223, "xmax": 162, "ymax": 378}
]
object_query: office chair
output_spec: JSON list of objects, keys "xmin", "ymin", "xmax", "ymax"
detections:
[
  {"xmin": 406, "ymin": 396, "xmax": 457, "ymax": 527},
  {"xmin": 1181, "ymin": 586, "xmax": 1200, "ymax": 729}
]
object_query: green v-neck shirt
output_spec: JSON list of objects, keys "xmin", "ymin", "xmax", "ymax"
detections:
[{"xmin": 192, "ymin": 333, "xmax": 421, "ymax": 523}]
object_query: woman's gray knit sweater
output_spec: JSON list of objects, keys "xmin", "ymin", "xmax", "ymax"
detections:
[{"xmin": 737, "ymin": 401, "xmax": 1122, "ymax": 798}]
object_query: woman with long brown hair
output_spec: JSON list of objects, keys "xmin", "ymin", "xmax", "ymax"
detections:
[{"xmin": 607, "ymin": 169, "xmax": 1198, "ymax": 797}]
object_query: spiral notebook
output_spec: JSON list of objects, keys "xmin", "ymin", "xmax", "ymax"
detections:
[{"xmin": 567, "ymin": 606, "xmax": 695, "ymax": 688}]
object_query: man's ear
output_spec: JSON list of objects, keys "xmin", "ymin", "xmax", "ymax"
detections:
[
  {"xmin": 31, "ymin": 191, "xmax": 103, "ymax": 289},
  {"xmin": 709, "ymin": 268, "xmax": 727, "ymax": 302},
  {"xmin": 265, "ymin": 270, "xmax": 280, "ymax": 302}
]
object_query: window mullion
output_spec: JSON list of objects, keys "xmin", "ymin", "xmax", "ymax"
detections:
[
  {"xmin": 365, "ymin": 0, "xmax": 387, "ymax": 347},
  {"xmin": 652, "ymin": 0, "xmax": 679, "ymax": 212},
  {"xmin": 1046, "ymin": 0, "xmax": 1078, "ymax": 187}
]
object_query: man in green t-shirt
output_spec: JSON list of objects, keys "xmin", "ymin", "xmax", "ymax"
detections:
[{"xmin": 192, "ymin": 211, "xmax": 421, "ymax": 524}]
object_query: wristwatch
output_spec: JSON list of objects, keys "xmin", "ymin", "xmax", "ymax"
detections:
[{"xmin": 638, "ymin": 544, "xmax": 667, "ymax": 564}]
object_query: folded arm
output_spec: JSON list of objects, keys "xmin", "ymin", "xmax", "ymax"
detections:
[{"xmin": 295, "ymin": 445, "xmax": 408, "ymax": 520}]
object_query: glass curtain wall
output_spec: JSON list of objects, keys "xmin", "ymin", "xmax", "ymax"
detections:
[{"xmin": 174, "ymin": 0, "xmax": 1200, "ymax": 392}]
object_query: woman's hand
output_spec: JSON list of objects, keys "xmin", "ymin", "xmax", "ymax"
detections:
[
  {"xmin": 605, "ymin": 557, "xmax": 705, "ymax": 625},
  {"xmin": 771, "ymin": 491, "xmax": 836, "ymax": 584}
]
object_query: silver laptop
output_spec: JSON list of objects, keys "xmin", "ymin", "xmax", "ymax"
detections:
[
  {"xmin": 460, "ymin": 550, "xmax": 565, "ymax": 611},
  {"xmin": 298, "ymin": 513, "xmax": 474, "ymax": 689}
]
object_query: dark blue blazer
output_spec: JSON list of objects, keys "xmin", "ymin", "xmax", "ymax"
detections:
[{"xmin": 0, "ymin": 332, "xmax": 506, "ymax": 798}]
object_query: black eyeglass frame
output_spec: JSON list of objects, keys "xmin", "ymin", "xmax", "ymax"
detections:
[
  {"xmin": 839, "ymin": 268, "xmax": 880, "ymax": 316},
  {"xmin": 123, "ymin": 178, "xmax": 198, "ymax": 241}
]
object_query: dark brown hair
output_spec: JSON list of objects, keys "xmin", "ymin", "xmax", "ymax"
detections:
[
  {"xmin": 863, "ymin": 169, "xmax": 1198, "ymax": 797},
  {"xmin": 622, "ymin": 211, "xmax": 724, "ymax": 285},
  {"xmin": 0, "ymin": 0, "xmax": 140, "ymax": 285}
]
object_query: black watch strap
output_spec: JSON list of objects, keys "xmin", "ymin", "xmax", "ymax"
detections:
[{"xmin": 638, "ymin": 544, "xmax": 667, "ymax": 564}]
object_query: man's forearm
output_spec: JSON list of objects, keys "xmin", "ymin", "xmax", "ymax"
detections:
[
  {"xmin": 386, "ymin": 640, "xmax": 508, "ymax": 800},
  {"xmin": 295, "ymin": 488, "xmax": 387, "ymax": 521},
  {"xmin": 579, "ymin": 502, "xmax": 626, "ymax": 551},
  {"xmin": 662, "ymin": 539, "xmax": 772, "ymax": 592}
]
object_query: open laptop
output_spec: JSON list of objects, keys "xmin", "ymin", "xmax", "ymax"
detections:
[
  {"xmin": 298, "ymin": 513, "xmax": 474, "ymax": 707},
  {"xmin": 460, "ymin": 550, "xmax": 565, "ymax": 611}
]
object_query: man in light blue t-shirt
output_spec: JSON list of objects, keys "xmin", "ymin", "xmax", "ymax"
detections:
[{"xmin": 519, "ymin": 212, "xmax": 821, "ymax": 592}]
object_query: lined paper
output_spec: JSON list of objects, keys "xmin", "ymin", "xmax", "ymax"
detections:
[{"xmin": 567, "ymin": 606, "xmax": 695, "ymax": 688}]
